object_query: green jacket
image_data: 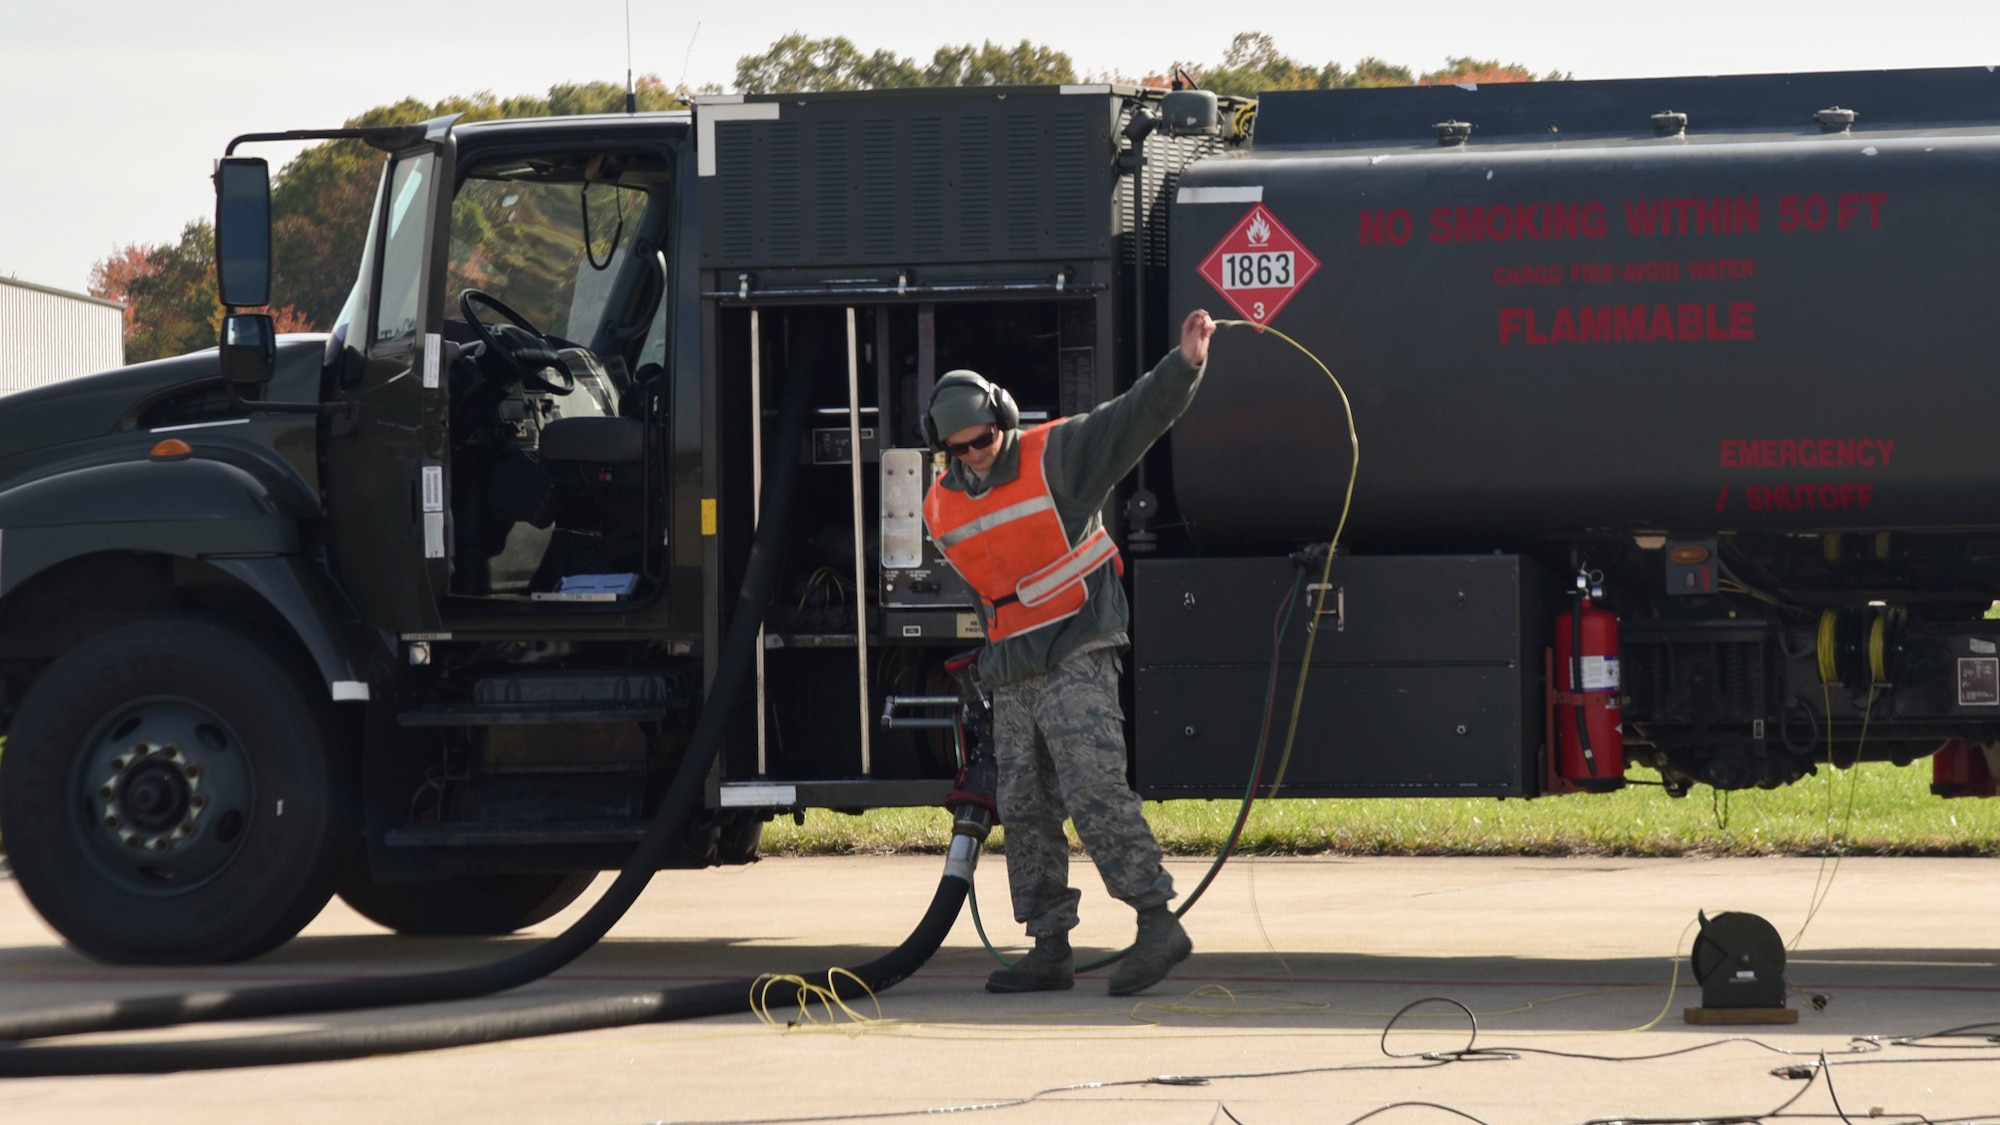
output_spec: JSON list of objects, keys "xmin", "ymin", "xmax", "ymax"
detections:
[{"xmin": 934, "ymin": 346, "xmax": 1206, "ymax": 686}]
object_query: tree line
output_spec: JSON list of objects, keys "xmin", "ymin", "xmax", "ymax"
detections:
[{"xmin": 91, "ymin": 34, "xmax": 1561, "ymax": 362}]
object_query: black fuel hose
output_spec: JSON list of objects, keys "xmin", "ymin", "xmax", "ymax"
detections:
[
  {"xmin": 0, "ymin": 328, "xmax": 822, "ymax": 1050},
  {"xmin": 0, "ymin": 850, "xmax": 978, "ymax": 1076}
]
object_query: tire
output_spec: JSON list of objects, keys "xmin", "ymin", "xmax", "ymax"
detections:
[
  {"xmin": 714, "ymin": 814, "xmax": 764, "ymax": 866},
  {"xmin": 0, "ymin": 617, "xmax": 355, "ymax": 964},
  {"xmin": 337, "ymin": 867, "xmax": 596, "ymax": 936}
]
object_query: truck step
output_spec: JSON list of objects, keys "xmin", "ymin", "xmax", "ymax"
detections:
[
  {"xmin": 384, "ymin": 820, "xmax": 649, "ymax": 847},
  {"xmin": 399, "ymin": 669, "xmax": 685, "ymax": 727}
]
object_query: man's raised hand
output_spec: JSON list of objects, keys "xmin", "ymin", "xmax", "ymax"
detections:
[{"xmin": 1181, "ymin": 309, "xmax": 1216, "ymax": 366}]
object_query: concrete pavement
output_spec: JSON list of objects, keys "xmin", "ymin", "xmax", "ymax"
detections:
[{"xmin": 2, "ymin": 852, "xmax": 1999, "ymax": 1124}]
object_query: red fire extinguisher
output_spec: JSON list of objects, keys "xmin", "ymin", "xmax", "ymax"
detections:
[{"xmin": 1553, "ymin": 574, "xmax": 1625, "ymax": 791}]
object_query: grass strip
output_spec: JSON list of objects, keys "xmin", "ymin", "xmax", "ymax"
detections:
[{"xmin": 760, "ymin": 763, "xmax": 2000, "ymax": 858}]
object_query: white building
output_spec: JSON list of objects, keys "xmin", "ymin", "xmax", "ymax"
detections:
[{"xmin": 0, "ymin": 277, "xmax": 125, "ymax": 396}]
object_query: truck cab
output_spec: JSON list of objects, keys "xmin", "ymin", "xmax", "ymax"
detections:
[{"xmin": 0, "ymin": 110, "xmax": 717, "ymax": 960}]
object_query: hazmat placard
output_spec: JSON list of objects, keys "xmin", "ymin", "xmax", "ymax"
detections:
[{"xmin": 1196, "ymin": 204, "xmax": 1321, "ymax": 330}]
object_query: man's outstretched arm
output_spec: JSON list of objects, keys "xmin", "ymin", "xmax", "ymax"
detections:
[{"xmin": 1057, "ymin": 309, "xmax": 1215, "ymax": 504}]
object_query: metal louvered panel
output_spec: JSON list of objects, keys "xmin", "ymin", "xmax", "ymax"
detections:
[
  {"xmin": 862, "ymin": 119, "xmax": 898, "ymax": 257},
  {"xmin": 1050, "ymin": 112, "xmax": 1091, "ymax": 253},
  {"xmin": 766, "ymin": 122, "xmax": 802, "ymax": 260},
  {"xmin": 908, "ymin": 117, "xmax": 944, "ymax": 256},
  {"xmin": 1144, "ymin": 131, "xmax": 1227, "ymax": 265},
  {"xmin": 700, "ymin": 89, "xmax": 1132, "ymax": 271},
  {"xmin": 813, "ymin": 120, "xmax": 850, "ymax": 261},
  {"xmin": 956, "ymin": 114, "xmax": 993, "ymax": 257},
  {"xmin": 717, "ymin": 122, "xmax": 757, "ymax": 262},
  {"xmin": 1002, "ymin": 115, "xmax": 1040, "ymax": 254}
]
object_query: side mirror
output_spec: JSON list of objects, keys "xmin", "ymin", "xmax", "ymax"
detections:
[
  {"xmin": 213, "ymin": 157, "xmax": 272, "ymax": 309},
  {"xmin": 220, "ymin": 313, "xmax": 276, "ymax": 387}
]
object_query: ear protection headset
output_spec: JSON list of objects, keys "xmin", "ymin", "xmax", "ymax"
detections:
[{"xmin": 923, "ymin": 369, "xmax": 1021, "ymax": 451}]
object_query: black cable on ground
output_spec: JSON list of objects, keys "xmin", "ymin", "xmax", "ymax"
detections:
[
  {"xmin": 0, "ymin": 330, "xmax": 828, "ymax": 1057},
  {"xmin": 659, "ymin": 994, "xmax": 1970, "ymax": 1125},
  {"xmin": 0, "ymin": 874, "xmax": 972, "ymax": 1077}
]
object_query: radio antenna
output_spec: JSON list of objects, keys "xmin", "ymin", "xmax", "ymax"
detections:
[
  {"xmin": 623, "ymin": 0, "xmax": 636, "ymax": 113},
  {"xmin": 678, "ymin": 21, "xmax": 702, "ymax": 94}
]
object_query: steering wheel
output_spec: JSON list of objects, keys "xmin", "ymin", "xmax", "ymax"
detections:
[{"xmin": 459, "ymin": 289, "xmax": 576, "ymax": 395}]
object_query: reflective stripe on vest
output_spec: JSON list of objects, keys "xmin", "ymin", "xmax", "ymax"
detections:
[
  {"xmin": 922, "ymin": 424, "xmax": 1122, "ymax": 642},
  {"xmin": 935, "ymin": 495, "xmax": 1055, "ymax": 549},
  {"xmin": 1017, "ymin": 526, "xmax": 1118, "ymax": 607}
]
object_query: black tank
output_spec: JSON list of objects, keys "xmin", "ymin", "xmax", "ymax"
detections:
[{"xmin": 1167, "ymin": 67, "xmax": 2000, "ymax": 552}]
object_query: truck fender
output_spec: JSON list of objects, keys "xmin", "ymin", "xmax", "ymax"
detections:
[
  {"xmin": 0, "ymin": 460, "xmax": 368, "ymax": 700},
  {"xmin": 0, "ymin": 459, "xmax": 300, "ymax": 597},
  {"xmin": 203, "ymin": 555, "xmax": 369, "ymax": 701}
]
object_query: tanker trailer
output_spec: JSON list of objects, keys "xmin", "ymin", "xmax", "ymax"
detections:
[{"xmin": 1135, "ymin": 66, "xmax": 2000, "ymax": 802}]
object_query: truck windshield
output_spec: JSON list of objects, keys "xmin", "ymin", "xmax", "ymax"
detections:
[{"xmin": 447, "ymin": 157, "xmax": 657, "ymax": 346}]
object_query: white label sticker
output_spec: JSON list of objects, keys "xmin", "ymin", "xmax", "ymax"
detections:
[
  {"xmin": 1959, "ymin": 657, "xmax": 2000, "ymax": 706},
  {"xmin": 423, "ymin": 511, "xmax": 446, "ymax": 558},
  {"xmin": 1973, "ymin": 638, "xmax": 1996, "ymax": 655},
  {"xmin": 1219, "ymin": 250, "xmax": 1297, "ymax": 290},
  {"xmin": 421, "ymin": 463, "xmax": 444, "ymax": 512},
  {"xmin": 1176, "ymin": 185, "xmax": 1264, "ymax": 205},
  {"xmin": 422, "ymin": 332, "xmax": 441, "ymax": 389},
  {"xmin": 718, "ymin": 783, "xmax": 798, "ymax": 808},
  {"xmin": 1580, "ymin": 655, "xmax": 1620, "ymax": 691}
]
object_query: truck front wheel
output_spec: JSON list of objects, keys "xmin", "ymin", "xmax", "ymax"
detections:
[
  {"xmin": 0, "ymin": 617, "xmax": 354, "ymax": 964},
  {"xmin": 336, "ymin": 867, "xmax": 596, "ymax": 935}
]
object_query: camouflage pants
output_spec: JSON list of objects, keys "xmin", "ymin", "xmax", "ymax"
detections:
[{"xmin": 992, "ymin": 647, "xmax": 1173, "ymax": 938}]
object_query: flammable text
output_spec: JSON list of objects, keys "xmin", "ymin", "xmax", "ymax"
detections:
[{"xmin": 1498, "ymin": 303, "xmax": 1754, "ymax": 345}]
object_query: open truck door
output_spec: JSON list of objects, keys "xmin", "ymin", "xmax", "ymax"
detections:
[{"xmin": 318, "ymin": 120, "xmax": 459, "ymax": 635}]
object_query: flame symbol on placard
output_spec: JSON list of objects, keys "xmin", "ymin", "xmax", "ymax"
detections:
[{"xmin": 1246, "ymin": 212, "xmax": 1272, "ymax": 246}]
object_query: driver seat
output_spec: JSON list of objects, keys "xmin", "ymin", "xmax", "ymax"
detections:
[
  {"xmin": 527, "ymin": 414, "xmax": 649, "ymax": 594},
  {"xmin": 538, "ymin": 416, "xmax": 645, "ymax": 466}
]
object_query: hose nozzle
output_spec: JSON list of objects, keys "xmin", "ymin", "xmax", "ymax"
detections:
[
  {"xmin": 947, "ymin": 756, "xmax": 998, "ymax": 844},
  {"xmin": 943, "ymin": 756, "xmax": 998, "ymax": 885}
]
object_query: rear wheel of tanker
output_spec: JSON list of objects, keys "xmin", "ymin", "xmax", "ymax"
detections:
[
  {"xmin": 0, "ymin": 617, "xmax": 355, "ymax": 964},
  {"xmin": 337, "ymin": 867, "xmax": 597, "ymax": 936}
]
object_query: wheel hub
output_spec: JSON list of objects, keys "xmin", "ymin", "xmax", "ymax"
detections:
[
  {"xmin": 99, "ymin": 741, "xmax": 205, "ymax": 853},
  {"xmin": 76, "ymin": 704, "xmax": 251, "ymax": 890}
]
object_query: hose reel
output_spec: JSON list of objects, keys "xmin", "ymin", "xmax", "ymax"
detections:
[
  {"xmin": 1815, "ymin": 606, "xmax": 1904, "ymax": 690},
  {"xmin": 1686, "ymin": 910, "xmax": 1795, "ymax": 1023}
]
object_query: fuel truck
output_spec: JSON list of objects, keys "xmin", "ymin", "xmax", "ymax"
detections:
[{"xmin": 1, "ymin": 65, "xmax": 1997, "ymax": 964}]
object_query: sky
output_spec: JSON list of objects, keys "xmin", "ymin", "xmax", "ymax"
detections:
[{"xmin": 4, "ymin": 0, "xmax": 1998, "ymax": 295}]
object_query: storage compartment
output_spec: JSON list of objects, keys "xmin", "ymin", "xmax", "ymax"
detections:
[{"xmin": 1132, "ymin": 555, "xmax": 1547, "ymax": 797}]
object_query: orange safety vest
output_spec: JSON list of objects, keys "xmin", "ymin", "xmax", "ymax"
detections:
[{"xmin": 923, "ymin": 423, "xmax": 1123, "ymax": 642}]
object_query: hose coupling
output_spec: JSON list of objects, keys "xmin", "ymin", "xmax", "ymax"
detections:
[
  {"xmin": 1289, "ymin": 542, "xmax": 1340, "ymax": 569},
  {"xmin": 947, "ymin": 756, "xmax": 999, "ymax": 843},
  {"xmin": 943, "ymin": 757, "xmax": 997, "ymax": 884}
]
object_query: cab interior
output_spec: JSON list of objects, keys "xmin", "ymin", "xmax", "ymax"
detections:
[{"xmin": 439, "ymin": 146, "xmax": 674, "ymax": 608}]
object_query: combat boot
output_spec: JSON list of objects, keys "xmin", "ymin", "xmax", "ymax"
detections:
[
  {"xmin": 985, "ymin": 934, "xmax": 1075, "ymax": 993},
  {"xmin": 1106, "ymin": 906, "xmax": 1192, "ymax": 996}
]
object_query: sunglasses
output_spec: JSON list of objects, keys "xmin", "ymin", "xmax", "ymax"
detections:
[{"xmin": 944, "ymin": 427, "xmax": 1000, "ymax": 456}]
